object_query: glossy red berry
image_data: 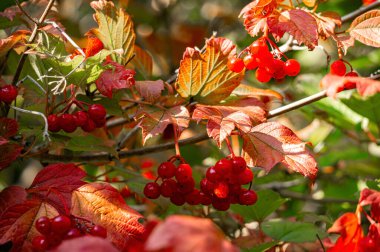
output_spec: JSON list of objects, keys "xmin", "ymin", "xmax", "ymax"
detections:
[
  {"xmin": 200, "ymin": 192, "xmax": 212, "ymax": 205},
  {"xmin": 231, "ymin": 156, "xmax": 246, "ymax": 173},
  {"xmin": 89, "ymin": 225, "xmax": 107, "ymax": 238},
  {"xmin": 177, "ymin": 178, "xmax": 195, "ymax": 194},
  {"xmin": 330, "ymin": 60, "xmax": 346, "ymax": 76},
  {"xmin": 158, "ymin": 162, "xmax": 176, "ymax": 178},
  {"xmin": 143, "ymin": 182, "xmax": 160, "ymax": 199},
  {"xmin": 345, "ymin": 71, "xmax": 359, "ymax": 89},
  {"xmin": 250, "ymin": 39, "xmax": 269, "ymax": 55},
  {"xmin": 206, "ymin": 166, "xmax": 221, "ymax": 183},
  {"xmin": 58, "ymin": 114, "xmax": 77, "ymax": 133},
  {"xmin": 200, "ymin": 178, "xmax": 215, "ymax": 195},
  {"xmin": 214, "ymin": 158, "xmax": 233, "ymax": 175},
  {"xmin": 175, "ymin": 163, "xmax": 192, "ymax": 183},
  {"xmin": 81, "ymin": 118, "xmax": 96, "ymax": 132},
  {"xmin": 48, "ymin": 114, "xmax": 61, "ymax": 132},
  {"xmin": 51, "ymin": 215, "xmax": 72, "ymax": 234},
  {"xmin": 212, "ymin": 199, "xmax": 230, "ymax": 211},
  {"xmin": 243, "ymin": 54, "xmax": 258, "ymax": 70},
  {"xmin": 239, "ymin": 189, "xmax": 258, "ymax": 205},
  {"xmin": 256, "ymin": 67, "xmax": 272, "ymax": 83},
  {"xmin": 237, "ymin": 168, "xmax": 254, "ymax": 185},
  {"xmin": 170, "ymin": 192, "xmax": 186, "ymax": 206},
  {"xmin": 35, "ymin": 216, "xmax": 51, "ymax": 235},
  {"xmin": 160, "ymin": 179, "xmax": 177, "ymax": 197},
  {"xmin": 32, "ymin": 235, "xmax": 48, "ymax": 250},
  {"xmin": 94, "ymin": 117, "xmax": 106, "ymax": 128},
  {"xmin": 213, "ymin": 182, "xmax": 229, "ymax": 199},
  {"xmin": 185, "ymin": 189, "xmax": 202, "ymax": 205},
  {"xmin": 0, "ymin": 85, "xmax": 18, "ymax": 104},
  {"xmin": 73, "ymin": 111, "xmax": 89, "ymax": 127},
  {"xmin": 65, "ymin": 228, "xmax": 82, "ymax": 239},
  {"xmin": 228, "ymin": 57, "xmax": 245, "ymax": 73},
  {"xmin": 88, "ymin": 104, "xmax": 106, "ymax": 122},
  {"xmin": 285, "ymin": 59, "xmax": 301, "ymax": 76},
  {"xmin": 272, "ymin": 59, "xmax": 286, "ymax": 79}
]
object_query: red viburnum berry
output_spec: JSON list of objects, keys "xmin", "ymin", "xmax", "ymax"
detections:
[
  {"xmin": 35, "ymin": 216, "xmax": 51, "ymax": 235},
  {"xmin": 158, "ymin": 161, "xmax": 176, "ymax": 179},
  {"xmin": 200, "ymin": 192, "xmax": 212, "ymax": 205},
  {"xmin": 206, "ymin": 166, "xmax": 221, "ymax": 183},
  {"xmin": 344, "ymin": 71, "xmax": 359, "ymax": 90},
  {"xmin": 0, "ymin": 85, "xmax": 18, "ymax": 104},
  {"xmin": 160, "ymin": 179, "xmax": 177, "ymax": 197},
  {"xmin": 285, "ymin": 59, "xmax": 301, "ymax": 76},
  {"xmin": 175, "ymin": 163, "xmax": 192, "ymax": 183},
  {"xmin": 256, "ymin": 67, "xmax": 272, "ymax": 83},
  {"xmin": 32, "ymin": 236, "xmax": 49, "ymax": 250},
  {"xmin": 185, "ymin": 189, "xmax": 202, "ymax": 205},
  {"xmin": 272, "ymin": 59, "xmax": 286, "ymax": 80},
  {"xmin": 88, "ymin": 104, "xmax": 106, "ymax": 122},
  {"xmin": 73, "ymin": 111, "xmax": 89, "ymax": 127},
  {"xmin": 170, "ymin": 192, "xmax": 186, "ymax": 206},
  {"xmin": 231, "ymin": 156, "xmax": 246, "ymax": 173},
  {"xmin": 177, "ymin": 178, "xmax": 195, "ymax": 194},
  {"xmin": 81, "ymin": 118, "xmax": 96, "ymax": 132},
  {"xmin": 250, "ymin": 39, "xmax": 269, "ymax": 55},
  {"xmin": 48, "ymin": 114, "xmax": 61, "ymax": 132},
  {"xmin": 143, "ymin": 182, "xmax": 160, "ymax": 199},
  {"xmin": 213, "ymin": 182, "xmax": 229, "ymax": 199},
  {"xmin": 243, "ymin": 54, "xmax": 258, "ymax": 70},
  {"xmin": 330, "ymin": 60, "xmax": 346, "ymax": 76},
  {"xmin": 214, "ymin": 158, "xmax": 233, "ymax": 175},
  {"xmin": 58, "ymin": 114, "xmax": 77, "ymax": 133},
  {"xmin": 212, "ymin": 199, "xmax": 230, "ymax": 211},
  {"xmin": 89, "ymin": 225, "xmax": 107, "ymax": 238},
  {"xmin": 65, "ymin": 228, "xmax": 82, "ymax": 239},
  {"xmin": 228, "ymin": 57, "xmax": 245, "ymax": 73},
  {"xmin": 237, "ymin": 168, "xmax": 254, "ymax": 185},
  {"xmin": 200, "ymin": 178, "xmax": 215, "ymax": 195},
  {"xmin": 51, "ymin": 215, "xmax": 72, "ymax": 235},
  {"xmin": 239, "ymin": 189, "xmax": 258, "ymax": 205}
]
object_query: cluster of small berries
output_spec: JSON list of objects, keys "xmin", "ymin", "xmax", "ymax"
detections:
[
  {"xmin": 227, "ymin": 38, "xmax": 301, "ymax": 83},
  {"xmin": 47, "ymin": 104, "xmax": 106, "ymax": 133},
  {"xmin": 330, "ymin": 59, "xmax": 359, "ymax": 89},
  {"xmin": 32, "ymin": 214, "xmax": 107, "ymax": 251},
  {"xmin": 143, "ymin": 156, "xmax": 257, "ymax": 211},
  {"xmin": 0, "ymin": 85, "xmax": 18, "ymax": 104}
]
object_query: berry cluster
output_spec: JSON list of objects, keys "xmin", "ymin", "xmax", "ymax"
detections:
[
  {"xmin": 0, "ymin": 85, "xmax": 18, "ymax": 104},
  {"xmin": 228, "ymin": 38, "xmax": 301, "ymax": 83},
  {"xmin": 48, "ymin": 104, "xmax": 106, "ymax": 133},
  {"xmin": 330, "ymin": 59, "xmax": 359, "ymax": 89},
  {"xmin": 143, "ymin": 156, "xmax": 257, "ymax": 211},
  {"xmin": 32, "ymin": 214, "xmax": 107, "ymax": 251}
]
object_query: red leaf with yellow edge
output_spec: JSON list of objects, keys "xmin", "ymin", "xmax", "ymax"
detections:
[
  {"xmin": 0, "ymin": 186, "xmax": 27, "ymax": 219},
  {"xmin": 0, "ymin": 30, "xmax": 30, "ymax": 57},
  {"xmin": 52, "ymin": 236, "xmax": 119, "ymax": 252},
  {"xmin": 359, "ymin": 188, "xmax": 380, "ymax": 222},
  {"xmin": 71, "ymin": 183, "xmax": 145, "ymax": 251},
  {"xmin": 145, "ymin": 215, "xmax": 238, "ymax": 252},
  {"xmin": 27, "ymin": 163, "xmax": 86, "ymax": 212},
  {"xmin": 268, "ymin": 9, "xmax": 318, "ymax": 49},
  {"xmin": 0, "ymin": 118, "xmax": 18, "ymax": 139},
  {"xmin": 0, "ymin": 137, "xmax": 22, "ymax": 171},
  {"xmin": 327, "ymin": 212, "xmax": 363, "ymax": 252},
  {"xmin": 349, "ymin": 10, "xmax": 380, "ymax": 48},
  {"xmin": 136, "ymin": 105, "xmax": 190, "ymax": 144},
  {"xmin": 193, "ymin": 98, "xmax": 267, "ymax": 146},
  {"xmin": 175, "ymin": 37, "xmax": 244, "ymax": 104},
  {"xmin": 242, "ymin": 122, "xmax": 317, "ymax": 179},
  {"xmin": 0, "ymin": 200, "xmax": 59, "ymax": 252}
]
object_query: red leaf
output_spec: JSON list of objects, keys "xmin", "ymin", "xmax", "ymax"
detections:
[
  {"xmin": 242, "ymin": 122, "xmax": 317, "ymax": 178},
  {"xmin": 314, "ymin": 11, "xmax": 342, "ymax": 39},
  {"xmin": 359, "ymin": 188, "xmax": 380, "ymax": 222},
  {"xmin": 136, "ymin": 105, "xmax": 190, "ymax": 144},
  {"xmin": 320, "ymin": 74, "xmax": 380, "ymax": 97},
  {"xmin": 0, "ymin": 118, "xmax": 18, "ymax": 139},
  {"xmin": 193, "ymin": 98, "xmax": 267, "ymax": 146},
  {"xmin": 52, "ymin": 236, "xmax": 118, "ymax": 252},
  {"xmin": 327, "ymin": 213, "xmax": 363, "ymax": 252},
  {"xmin": 333, "ymin": 35, "xmax": 355, "ymax": 55},
  {"xmin": 27, "ymin": 163, "xmax": 86, "ymax": 212},
  {"xmin": 71, "ymin": 183, "xmax": 145, "ymax": 251},
  {"xmin": 0, "ymin": 200, "xmax": 59, "ymax": 252},
  {"xmin": 145, "ymin": 215, "xmax": 238, "ymax": 252},
  {"xmin": 0, "ymin": 186, "xmax": 27, "ymax": 218},
  {"xmin": 0, "ymin": 137, "xmax": 22, "ymax": 171},
  {"xmin": 95, "ymin": 59, "xmax": 136, "ymax": 98},
  {"xmin": 268, "ymin": 9, "xmax": 318, "ymax": 49},
  {"xmin": 135, "ymin": 80, "xmax": 165, "ymax": 103}
]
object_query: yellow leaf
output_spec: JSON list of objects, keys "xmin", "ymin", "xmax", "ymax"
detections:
[{"xmin": 0, "ymin": 30, "xmax": 29, "ymax": 57}]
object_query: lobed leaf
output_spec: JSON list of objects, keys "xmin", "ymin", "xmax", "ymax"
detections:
[
  {"xmin": 175, "ymin": 37, "xmax": 244, "ymax": 104},
  {"xmin": 349, "ymin": 10, "xmax": 380, "ymax": 48},
  {"xmin": 0, "ymin": 186, "xmax": 27, "ymax": 219},
  {"xmin": 135, "ymin": 80, "xmax": 165, "ymax": 103},
  {"xmin": 242, "ymin": 122, "xmax": 317, "ymax": 179},
  {"xmin": 313, "ymin": 11, "xmax": 342, "ymax": 39},
  {"xmin": 0, "ymin": 30, "xmax": 30, "ymax": 57}
]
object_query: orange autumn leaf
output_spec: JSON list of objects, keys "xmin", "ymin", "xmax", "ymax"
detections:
[
  {"xmin": 349, "ymin": 10, "xmax": 380, "ymax": 48},
  {"xmin": 0, "ymin": 30, "xmax": 30, "ymax": 57}
]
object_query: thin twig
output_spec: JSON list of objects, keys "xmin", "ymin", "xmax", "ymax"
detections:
[
  {"xmin": 14, "ymin": 0, "xmax": 38, "ymax": 25},
  {"xmin": 341, "ymin": 1, "xmax": 380, "ymax": 24}
]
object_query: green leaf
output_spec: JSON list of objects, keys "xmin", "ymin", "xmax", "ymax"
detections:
[
  {"xmin": 246, "ymin": 241, "xmax": 279, "ymax": 252},
  {"xmin": 66, "ymin": 135, "xmax": 118, "ymax": 158},
  {"xmin": 0, "ymin": 16, "xmax": 22, "ymax": 29},
  {"xmin": 262, "ymin": 219, "xmax": 326, "ymax": 243},
  {"xmin": 341, "ymin": 93, "xmax": 380, "ymax": 124},
  {"xmin": 231, "ymin": 190, "xmax": 288, "ymax": 222}
]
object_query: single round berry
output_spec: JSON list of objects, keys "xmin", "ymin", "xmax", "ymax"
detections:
[
  {"xmin": 200, "ymin": 178, "xmax": 215, "ymax": 195},
  {"xmin": 185, "ymin": 189, "xmax": 202, "ymax": 205},
  {"xmin": 214, "ymin": 158, "xmax": 233, "ymax": 175},
  {"xmin": 237, "ymin": 168, "xmax": 254, "ymax": 185},
  {"xmin": 255, "ymin": 51, "xmax": 274, "ymax": 71},
  {"xmin": 143, "ymin": 182, "xmax": 160, "ymax": 199},
  {"xmin": 330, "ymin": 60, "xmax": 346, "ymax": 76},
  {"xmin": 206, "ymin": 166, "xmax": 221, "ymax": 183},
  {"xmin": 32, "ymin": 235, "xmax": 48, "ymax": 250},
  {"xmin": 213, "ymin": 182, "xmax": 229, "ymax": 199},
  {"xmin": 212, "ymin": 199, "xmax": 230, "ymax": 211},
  {"xmin": 73, "ymin": 111, "xmax": 89, "ymax": 127},
  {"xmin": 160, "ymin": 179, "xmax": 177, "ymax": 197},
  {"xmin": 170, "ymin": 192, "xmax": 186, "ymax": 206},
  {"xmin": 284, "ymin": 59, "xmax": 301, "ymax": 76},
  {"xmin": 65, "ymin": 228, "xmax": 82, "ymax": 239},
  {"xmin": 48, "ymin": 114, "xmax": 61, "ymax": 132},
  {"xmin": 0, "ymin": 85, "xmax": 18, "ymax": 104},
  {"xmin": 158, "ymin": 162, "xmax": 176, "ymax": 179},
  {"xmin": 120, "ymin": 186, "xmax": 132, "ymax": 198},
  {"xmin": 243, "ymin": 54, "xmax": 258, "ymax": 70},
  {"xmin": 175, "ymin": 163, "xmax": 192, "ymax": 183},
  {"xmin": 239, "ymin": 189, "xmax": 258, "ymax": 205},
  {"xmin": 250, "ymin": 39, "xmax": 269, "ymax": 55},
  {"xmin": 228, "ymin": 57, "xmax": 245, "ymax": 73},
  {"xmin": 51, "ymin": 215, "xmax": 72, "ymax": 235},
  {"xmin": 344, "ymin": 71, "xmax": 359, "ymax": 89},
  {"xmin": 81, "ymin": 118, "xmax": 96, "ymax": 132},
  {"xmin": 58, "ymin": 114, "xmax": 77, "ymax": 133},
  {"xmin": 231, "ymin": 156, "xmax": 246, "ymax": 174},
  {"xmin": 272, "ymin": 59, "xmax": 286, "ymax": 80},
  {"xmin": 35, "ymin": 216, "xmax": 51, "ymax": 235},
  {"xmin": 88, "ymin": 104, "xmax": 106, "ymax": 122},
  {"xmin": 89, "ymin": 225, "xmax": 107, "ymax": 238},
  {"xmin": 200, "ymin": 192, "xmax": 212, "ymax": 205},
  {"xmin": 256, "ymin": 67, "xmax": 272, "ymax": 83},
  {"xmin": 177, "ymin": 178, "xmax": 195, "ymax": 194}
]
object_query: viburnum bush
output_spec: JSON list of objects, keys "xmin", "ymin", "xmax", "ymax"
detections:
[{"xmin": 0, "ymin": 0, "xmax": 379, "ymax": 251}]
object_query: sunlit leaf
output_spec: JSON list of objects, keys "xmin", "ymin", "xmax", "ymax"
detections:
[
  {"xmin": 359, "ymin": 188, "xmax": 380, "ymax": 222},
  {"xmin": 135, "ymin": 80, "xmax": 164, "ymax": 103},
  {"xmin": 349, "ymin": 10, "xmax": 380, "ymax": 47},
  {"xmin": 0, "ymin": 30, "xmax": 29, "ymax": 57},
  {"xmin": 131, "ymin": 45, "xmax": 153, "ymax": 79}
]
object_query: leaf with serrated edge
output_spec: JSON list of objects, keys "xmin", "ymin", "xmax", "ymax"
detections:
[
  {"xmin": 71, "ymin": 183, "xmax": 145, "ymax": 251},
  {"xmin": 175, "ymin": 37, "xmax": 244, "ymax": 104},
  {"xmin": 136, "ymin": 105, "xmax": 190, "ymax": 144},
  {"xmin": 0, "ymin": 30, "xmax": 29, "ymax": 57},
  {"xmin": 135, "ymin": 80, "xmax": 165, "ymax": 103},
  {"xmin": 349, "ymin": 10, "xmax": 380, "ymax": 47},
  {"xmin": 242, "ymin": 122, "xmax": 317, "ymax": 178},
  {"xmin": 268, "ymin": 9, "xmax": 318, "ymax": 49},
  {"xmin": 89, "ymin": 0, "xmax": 136, "ymax": 64},
  {"xmin": 0, "ymin": 200, "xmax": 58, "ymax": 252},
  {"xmin": 314, "ymin": 11, "xmax": 342, "ymax": 39},
  {"xmin": 193, "ymin": 98, "xmax": 267, "ymax": 146}
]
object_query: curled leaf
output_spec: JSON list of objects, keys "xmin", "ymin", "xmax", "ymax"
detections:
[{"xmin": 349, "ymin": 10, "xmax": 380, "ymax": 48}]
